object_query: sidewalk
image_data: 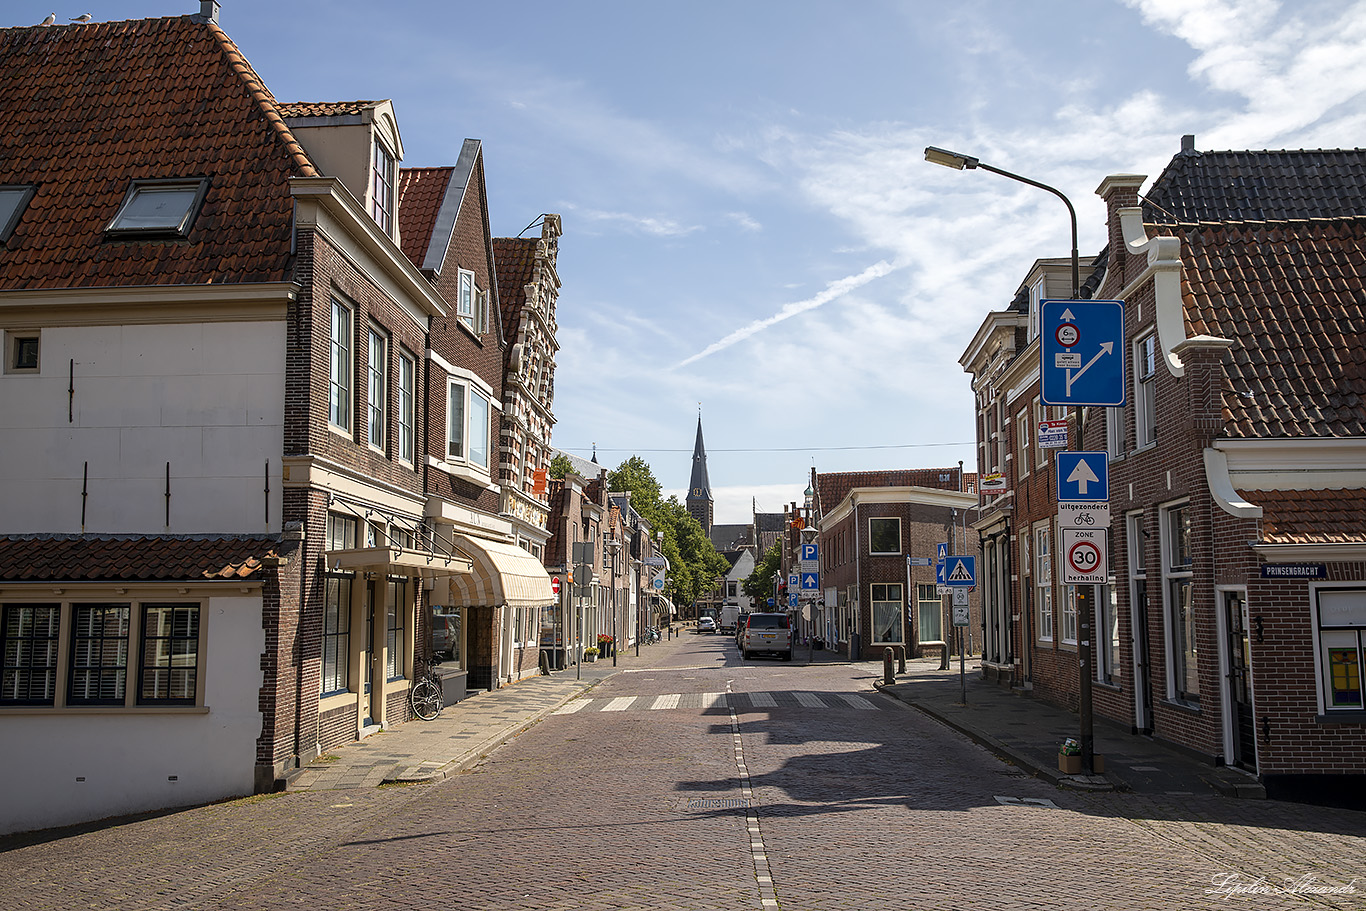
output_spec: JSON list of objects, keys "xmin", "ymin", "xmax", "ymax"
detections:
[
  {"xmin": 875, "ymin": 656, "xmax": 1266, "ymax": 799},
  {"xmin": 286, "ymin": 630, "xmax": 692, "ymax": 792}
]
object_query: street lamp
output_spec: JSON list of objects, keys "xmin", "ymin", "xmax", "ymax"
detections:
[
  {"xmin": 923, "ymin": 146, "xmax": 1079, "ymax": 299},
  {"xmin": 924, "ymin": 143, "xmax": 1095, "ymax": 775},
  {"xmin": 606, "ymin": 535, "xmax": 621, "ymax": 667}
]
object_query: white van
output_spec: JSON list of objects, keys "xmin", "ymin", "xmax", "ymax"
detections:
[{"xmin": 740, "ymin": 613, "xmax": 792, "ymax": 661}]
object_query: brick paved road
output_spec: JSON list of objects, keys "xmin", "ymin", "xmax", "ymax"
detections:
[{"xmin": 3, "ymin": 632, "xmax": 1363, "ymax": 910}]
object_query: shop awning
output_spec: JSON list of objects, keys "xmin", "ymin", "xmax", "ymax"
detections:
[
  {"xmin": 325, "ymin": 546, "xmax": 473, "ymax": 577},
  {"xmin": 447, "ymin": 534, "xmax": 555, "ymax": 610}
]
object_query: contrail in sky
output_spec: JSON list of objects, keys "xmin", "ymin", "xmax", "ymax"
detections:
[{"xmin": 675, "ymin": 259, "xmax": 896, "ymax": 368}]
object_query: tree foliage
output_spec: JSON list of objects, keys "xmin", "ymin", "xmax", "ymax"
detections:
[
  {"xmin": 548, "ymin": 453, "xmax": 574, "ymax": 479},
  {"xmin": 743, "ymin": 540, "xmax": 783, "ymax": 601},
  {"xmin": 607, "ymin": 456, "xmax": 728, "ymax": 607}
]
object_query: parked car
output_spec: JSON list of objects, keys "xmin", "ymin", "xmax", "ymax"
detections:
[
  {"xmin": 740, "ymin": 612, "xmax": 792, "ymax": 661},
  {"xmin": 696, "ymin": 616, "xmax": 717, "ymax": 633},
  {"xmin": 432, "ymin": 611, "xmax": 459, "ymax": 660}
]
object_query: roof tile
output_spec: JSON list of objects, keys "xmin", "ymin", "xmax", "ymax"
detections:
[{"xmin": 0, "ymin": 535, "xmax": 281, "ymax": 582}]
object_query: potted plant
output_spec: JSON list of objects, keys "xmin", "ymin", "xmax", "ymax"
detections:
[
  {"xmin": 583, "ymin": 646, "xmax": 599, "ymax": 663},
  {"xmin": 1058, "ymin": 738, "xmax": 1082, "ymax": 774},
  {"xmin": 597, "ymin": 634, "xmax": 614, "ymax": 658}
]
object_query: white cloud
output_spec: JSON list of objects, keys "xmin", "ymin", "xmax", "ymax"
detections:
[
  {"xmin": 726, "ymin": 211, "xmax": 763, "ymax": 232},
  {"xmin": 675, "ymin": 259, "xmax": 897, "ymax": 368},
  {"xmin": 569, "ymin": 206, "xmax": 703, "ymax": 238}
]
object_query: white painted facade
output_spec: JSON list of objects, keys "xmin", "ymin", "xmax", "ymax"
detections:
[
  {"xmin": 0, "ymin": 593, "xmax": 265, "ymax": 835},
  {"xmin": 0, "ymin": 319, "xmax": 286, "ymax": 535}
]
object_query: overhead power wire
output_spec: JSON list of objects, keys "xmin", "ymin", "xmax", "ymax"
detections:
[{"xmin": 561, "ymin": 441, "xmax": 974, "ymax": 455}]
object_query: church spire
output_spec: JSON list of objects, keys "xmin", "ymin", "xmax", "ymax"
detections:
[{"xmin": 686, "ymin": 413, "xmax": 713, "ymax": 534}]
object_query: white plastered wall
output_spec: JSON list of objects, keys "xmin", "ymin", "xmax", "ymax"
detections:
[
  {"xmin": 0, "ymin": 595, "xmax": 265, "ymax": 835},
  {"xmin": 0, "ymin": 320, "xmax": 286, "ymax": 534}
]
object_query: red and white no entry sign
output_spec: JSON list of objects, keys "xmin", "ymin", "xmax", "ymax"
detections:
[
  {"xmin": 1061, "ymin": 528, "xmax": 1107, "ymax": 583},
  {"xmin": 551, "ymin": 576, "xmax": 561, "ymax": 595}
]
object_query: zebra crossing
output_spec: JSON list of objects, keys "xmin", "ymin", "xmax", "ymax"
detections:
[{"xmin": 551, "ymin": 690, "xmax": 883, "ymax": 715}]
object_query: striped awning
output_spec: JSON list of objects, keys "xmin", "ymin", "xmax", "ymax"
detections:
[{"xmin": 447, "ymin": 534, "xmax": 555, "ymax": 610}]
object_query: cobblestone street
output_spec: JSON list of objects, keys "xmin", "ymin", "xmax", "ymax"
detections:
[{"xmin": 3, "ymin": 633, "xmax": 1363, "ymax": 910}]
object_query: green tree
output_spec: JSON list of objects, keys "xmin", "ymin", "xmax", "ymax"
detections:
[
  {"xmin": 607, "ymin": 457, "xmax": 727, "ymax": 608},
  {"xmin": 548, "ymin": 453, "xmax": 574, "ymax": 479},
  {"xmin": 743, "ymin": 540, "xmax": 783, "ymax": 601}
]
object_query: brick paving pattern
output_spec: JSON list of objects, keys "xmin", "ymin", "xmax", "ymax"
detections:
[{"xmin": 1, "ymin": 632, "xmax": 1362, "ymax": 910}]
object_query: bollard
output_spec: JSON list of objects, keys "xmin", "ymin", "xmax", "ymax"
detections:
[
  {"xmin": 896, "ymin": 645, "xmax": 906, "ymax": 674},
  {"xmin": 883, "ymin": 647, "xmax": 894, "ymax": 686}
]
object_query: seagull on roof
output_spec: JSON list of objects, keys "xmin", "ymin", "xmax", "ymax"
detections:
[
  {"xmin": 70, "ymin": 13, "xmax": 92, "ymax": 22},
  {"xmin": 39, "ymin": 13, "xmax": 55, "ymax": 25}
]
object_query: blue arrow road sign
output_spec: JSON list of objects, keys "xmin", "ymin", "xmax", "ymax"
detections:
[
  {"xmin": 1056, "ymin": 451, "xmax": 1110, "ymax": 502},
  {"xmin": 801, "ymin": 572, "xmax": 820, "ymax": 590},
  {"xmin": 944, "ymin": 555, "xmax": 976, "ymax": 587},
  {"xmin": 1040, "ymin": 299, "xmax": 1126, "ymax": 407},
  {"xmin": 937, "ymin": 543, "xmax": 948, "ymax": 561}
]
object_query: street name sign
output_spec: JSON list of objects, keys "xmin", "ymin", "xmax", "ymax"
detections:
[
  {"xmin": 1040, "ymin": 299, "xmax": 1126, "ymax": 407},
  {"xmin": 1061, "ymin": 528, "xmax": 1108, "ymax": 584},
  {"xmin": 907, "ymin": 557, "xmax": 932, "ymax": 567},
  {"xmin": 1056, "ymin": 451, "xmax": 1109, "ymax": 502}
]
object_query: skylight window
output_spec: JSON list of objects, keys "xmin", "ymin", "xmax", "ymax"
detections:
[
  {"xmin": 0, "ymin": 185, "xmax": 36, "ymax": 242},
  {"xmin": 106, "ymin": 178, "xmax": 210, "ymax": 238}
]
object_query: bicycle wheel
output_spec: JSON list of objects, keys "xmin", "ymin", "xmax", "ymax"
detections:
[{"xmin": 409, "ymin": 676, "xmax": 443, "ymax": 720}]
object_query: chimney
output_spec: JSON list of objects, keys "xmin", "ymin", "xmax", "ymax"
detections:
[
  {"xmin": 1181, "ymin": 134, "xmax": 1196, "ymax": 155},
  {"xmin": 1095, "ymin": 173, "xmax": 1146, "ymax": 292},
  {"xmin": 194, "ymin": 1, "xmax": 221, "ymax": 24}
]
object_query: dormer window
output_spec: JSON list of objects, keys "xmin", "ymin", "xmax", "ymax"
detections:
[
  {"xmin": 0, "ymin": 185, "xmax": 36, "ymax": 242},
  {"xmin": 106, "ymin": 178, "xmax": 209, "ymax": 238},
  {"xmin": 371, "ymin": 140, "xmax": 395, "ymax": 234}
]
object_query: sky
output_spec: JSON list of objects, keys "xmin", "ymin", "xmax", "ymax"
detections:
[{"xmin": 22, "ymin": 0, "xmax": 1366, "ymax": 522}]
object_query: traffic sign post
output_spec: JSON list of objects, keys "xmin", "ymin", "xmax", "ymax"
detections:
[
  {"xmin": 1062, "ymin": 528, "xmax": 1107, "ymax": 584},
  {"xmin": 1040, "ymin": 299, "xmax": 1126, "ymax": 407},
  {"xmin": 1056, "ymin": 451, "xmax": 1109, "ymax": 501},
  {"xmin": 944, "ymin": 555, "xmax": 976, "ymax": 587}
]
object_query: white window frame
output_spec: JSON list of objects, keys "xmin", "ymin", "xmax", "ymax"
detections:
[
  {"xmin": 397, "ymin": 350, "xmax": 415, "ymax": 465},
  {"xmin": 371, "ymin": 139, "xmax": 395, "ymax": 235},
  {"xmin": 329, "ymin": 298, "xmax": 353, "ymax": 433},
  {"xmin": 1106, "ymin": 402, "xmax": 1124, "ymax": 461},
  {"xmin": 870, "ymin": 583, "xmax": 904, "ymax": 644},
  {"xmin": 1135, "ymin": 331, "xmax": 1157, "ymax": 448},
  {"xmin": 1035, "ymin": 521, "xmax": 1053, "ymax": 642},
  {"xmin": 1096, "ymin": 579, "xmax": 1120, "ymax": 684},
  {"xmin": 917, "ymin": 583, "xmax": 941, "ymax": 644},
  {"xmin": 1062, "ymin": 585, "xmax": 1079, "ymax": 646},
  {"xmin": 456, "ymin": 269, "xmax": 487, "ymax": 335},
  {"xmin": 868, "ymin": 516, "xmax": 901, "ymax": 556},
  {"xmin": 447, "ymin": 375, "xmax": 492, "ymax": 472},
  {"xmin": 1313, "ymin": 585, "xmax": 1366, "ymax": 714},
  {"xmin": 1033, "ymin": 396, "xmax": 1050, "ymax": 468},
  {"xmin": 1016, "ymin": 409, "xmax": 1031, "ymax": 478},
  {"xmin": 1161, "ymin": 500, "xmax": 1198, "ymax": 705},
  {"xmin": 367, "ymin": 328, "xmax": 387, "ymax": 451},
  {"xmin": 4, "ymin": 329, "xmax": 40, "ymax": 375}
]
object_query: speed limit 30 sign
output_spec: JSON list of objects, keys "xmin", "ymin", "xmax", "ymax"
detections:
[{"xmin": 1061, "ymin": 528, "xmax": 1107, "ymax": 584}]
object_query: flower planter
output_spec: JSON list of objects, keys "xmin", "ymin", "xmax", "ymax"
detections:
[{"xmin": 1058, "ymin": 753, "xmax": 1104, "ymax": 774}]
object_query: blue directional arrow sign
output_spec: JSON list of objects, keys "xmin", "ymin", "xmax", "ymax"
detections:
[
  {"xmin": 800, "ymin": 571, "xmax": 820, "ymax": 591},
  {"xmin": 1040, "ymin": 299, "xmax": 1126, "ymax": 407},
  {"xmin": 944, "ymin": 555, "xmax": 976, "ymax": 587},
  {"xmin": 1056, "ymin": 451, "xmax": 1110, "ymax": 502}
]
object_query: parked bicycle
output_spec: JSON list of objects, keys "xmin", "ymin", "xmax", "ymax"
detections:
[
  {"xmin": 409, "ymin": 658, "xmax": 444, "ymax": 721},
  {"xmin": 642, "ymin": 626, "xmax": 661, "ymax": 644}
]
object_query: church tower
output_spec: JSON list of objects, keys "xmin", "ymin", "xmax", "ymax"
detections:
[{"xmin": 686, "ymin": 415, "xmax": 714, "ymax": 534}]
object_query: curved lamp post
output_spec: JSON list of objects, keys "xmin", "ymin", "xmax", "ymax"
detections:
[{"xmin": 923, "ymin": 144, "xmax": 1095, "ymax": 775}]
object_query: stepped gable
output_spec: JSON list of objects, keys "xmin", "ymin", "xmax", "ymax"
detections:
[
  {"xmin": 1174, "ymin": 216, "xmax": 1366, "ymax": 439},
  {"xmin": 0, "ymin": 15, "xmax": 315, "ymax": 291}
]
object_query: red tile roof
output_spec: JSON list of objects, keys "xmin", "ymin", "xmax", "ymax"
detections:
[
  {"xmin": 277, "ymin": 100, "xmax": 380, "ymax": 118},
  {"xmin": 397, "ymin": 167, "xmax": 453, "ymax": 269},
  {"xmin": 1177, "ymin": 217, "xmax": 1366, "ymax": 438},
  {"xmin": 0, "ymin": 535, "xmax": 281, "ymax": 582},
  {"xmin": 0, "ymin": 16, "xmax": 315, "ymax": 291},
  {"xmin": 816, "ymin": 468, "xmax": 972, "ymax": 513},
  {"xmin": 1240, "ymin": 489, "xmax": 1366, "ymax": 545},
  {"xmin": 493, "ymin": 236, "xmax": 536, "ymax": 348}
]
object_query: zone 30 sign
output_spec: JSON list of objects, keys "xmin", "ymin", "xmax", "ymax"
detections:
[{"xmin": 1061, "ymin": 528, "xmax": 1107, "ymax": 584}]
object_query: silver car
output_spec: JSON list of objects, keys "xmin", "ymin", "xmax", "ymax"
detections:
[{"xmin": 740, "ymin": 613, "xmax": 792, "ymax": 661}]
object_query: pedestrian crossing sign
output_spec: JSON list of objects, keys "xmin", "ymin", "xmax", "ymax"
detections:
[{"xmin": 944, "ymin": 555, "xmax": 976, "ymax": 587}]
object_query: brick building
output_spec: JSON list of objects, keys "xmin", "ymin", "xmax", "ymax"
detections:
[
  {"xmin": 0, "ymin": 4, "xmax": 553, "ymax": 833},
  {"xmin": 809, "ymin": 467, "xmax": 981, "ymax": 661},
  {"xmin": 960, "ymin": 137, "xmax": 1366, "ymax": 800}
]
